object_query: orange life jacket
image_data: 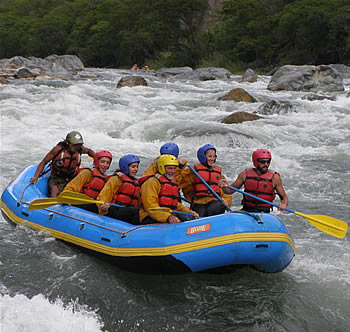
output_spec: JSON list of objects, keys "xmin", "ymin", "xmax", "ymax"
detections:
[
  {"xmin": 80, "ymin": 168, "xmax": 109, "ymax": 199},
  {"xmin": 155, "ymin": 174, "xmax": 179, "ymax": 210},
  {"xmin": 112, "ymin": 172, "xmax": 140, "ymax": 207},
  {"xmin": 50, "ymin": 142, "xmax": 81, "ymax": 179},
  {"xmin": 243, "ymin": 168, "xmax": 276, "ymax": 208},
  {"xmin": 193, "ymin": 163, "xmax": 221, "ymax": 198}
]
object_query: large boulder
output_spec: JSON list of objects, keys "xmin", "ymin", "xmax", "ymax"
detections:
[
  {"xmin": 45, "ymin": 54, "xmax": 84, "ymax": 73},
  {"xmin": 156, "ymin": 67, "xmax": 193, "ymax": 78},
  {"xmin": 329, "ymin": 64, "xmax": 350, "ymax": 79},
  {"xmin": 268, "ymin": 65, "xmax": 344, "ymax": 92},
  {"xmin": 155, "ymin": 66, "xmax": 231, "ymax": 80},
  {"xmin": 0, "ymin": 55, "xmax": 84, "ymax": 80},
  {"xmin": 258, "ymin": 99, "xmax": 296, "ymax": 115},
  {"xmin": 222, "ymin": 111, "xmax": 262, "ymax": 124},
  {"xmin": 240, "ymin": 68, "xmax": 258, "ymax": 83},
  {"xmin": 218, "ymin": 88, "xmax": 257, "ymax": 102},
  {"xmin": 117, "ymin": 76, "xmax": 148, "ymax": 88},
  {"xmin": 16, "ymin": 67, "xmax": 39, "ymax": 79},
  {"xmin": 190, "ymin": 67, "xmax": 231, "ymax": 80}
]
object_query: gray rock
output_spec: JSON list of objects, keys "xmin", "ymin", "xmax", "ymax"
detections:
[
  {"xmin": 329, "ymin": 64, "xmax": 350, "ymax": 79},
  {"xmin": 0, "ymin": 55, "xmax": 84, "ymax": 80},
  {"xmin": 240, "ymin": 68, "xmax": 258, "ymax": 83},
  {"xmin": 258, "ymin": 99, "xmax": 296, "ymax": 115},
  {"xmin": 268, "ymin": 65, "xmax": 344, "ymax": 92},
  {"xmin": 16, "ymin": 67, "xmax": 39, "ymax": 79},
  {"xmin": 156, "ymin": 66, "xmax": 231, "ymax": 80},
  {"xmin": 45, "ymin": 54, "xmax": 84, "ymax": 72},
  {"xmin": 117, "ymin": 76, "xmax": 148, "ymax": 88},
  {"xmin": 156, "ymin": 67, "xmax": 193, "ymax": 78},
  {"xmin": 301, "ymin": 94, "xmax": 336, "ymax": 101},
  {"xmin": 192, "ymin": 67, "xmax": 231, "ymax": 80}
]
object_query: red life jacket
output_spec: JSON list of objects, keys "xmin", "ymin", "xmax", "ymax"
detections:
[
  {"xmin": 155, "ymin": 174, "xmax": 179, "ymax": 210},
  {"xmin": 50, "ymin": 142, "xmax": 81, "ymax": 179},
  {"xmin": 112, "ymin": 172, "xmax": 140, "ymax": 207},
  {"xmin": 80, "ymin": 169, "xmax": 109, "ymax": 199},
  {"xmin": 243, "ymin": 168, "xmax": 276, "ymax": 208},
  {"xmin": 193, "ymin": 163, "xmax": 222, "ymax": 198}
]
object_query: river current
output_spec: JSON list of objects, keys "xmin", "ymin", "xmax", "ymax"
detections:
[{"xmin": 0, "ymin": 68, "xmax": 349, "ymax": 331}]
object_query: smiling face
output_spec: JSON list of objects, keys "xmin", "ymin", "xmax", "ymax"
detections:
[
  {"xmin": 164, "ymin": 165, "xmax": 177, "ymax": 179},
  {"xmin": 128, "ymin": 162, "xmax": 139, "ymax": 177},
  {"xmin": 205, "ymin": 149, "xmax": 216, "ymax": 166},
  {"xmin": 97, "ymin": 156, "xmax": 111, "ymax": 174}
]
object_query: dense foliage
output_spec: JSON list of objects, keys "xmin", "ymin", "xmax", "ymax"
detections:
[{"xmin": 0, "ymin": 0, "xmax": 349, "ymax": 71}]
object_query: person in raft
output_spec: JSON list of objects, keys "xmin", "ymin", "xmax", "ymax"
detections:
[
  {"xmin": 62, "ymin": 150, "xmax": 113, "ymax": 213},
  {"xmin": 219, "ymin": 149, "xmax": 288, "ymax": 213},
  {"xmin": 97, "ymin": 154, "xmax": 141, "ymax": 225},
  {"xmin": 142, "ymin": 142, "xmax": 191, "ymax": 201},
  {"xmin": 139, "ymin": 154, "xmax": 199, "ymax": 224},
  {"xmin": 30, "ymin": 131, "xmax": 95, "ymax": 197},
  {"xmin": 142, "ymin": 142, "xmax": 182, "ymax": 175},
  {"xmin": 177, "ymin": 144, "xmax": 232, "ymax": 218}
]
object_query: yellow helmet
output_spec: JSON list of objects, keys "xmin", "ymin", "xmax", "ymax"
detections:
[{"xmin": 157, "ymin": 154, "xmax": 178, "ymax": 174}]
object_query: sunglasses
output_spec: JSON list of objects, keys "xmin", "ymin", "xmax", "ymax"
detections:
[{"xmin": 258, "ymin": 159, "xmax": 271, "ymax": 165}]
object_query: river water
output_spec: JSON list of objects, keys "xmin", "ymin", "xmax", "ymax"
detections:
[{"xmin": 0, "ymin": 68, "xmax": 349, "ymax": 331}]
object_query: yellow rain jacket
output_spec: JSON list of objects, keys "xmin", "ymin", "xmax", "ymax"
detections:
[
  {"xmin": 63, "ymin": 169, "xmax": 92, "ymax": 193},
  {"xmin": 142, "ymin": 157, "xmax": 193, "ymax": 202},
  {"xmin": 139, "ymin": 176, "xmax": 193, "ymax": 223},
  {"xmin": 96, "ymin": 176, "xmax": 124, "ymax": 216},
  {"xmin": 142, "ymin": 158, "xmax": 159, "ymax": 176}
]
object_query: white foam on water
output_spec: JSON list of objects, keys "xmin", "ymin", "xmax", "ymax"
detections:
[{"xmin": 0, "ymin": 293, "xmax": 104, "ymax": 332}]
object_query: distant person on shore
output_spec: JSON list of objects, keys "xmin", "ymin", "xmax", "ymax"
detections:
[
  {"xmin": 63, "ymin": 150, "xmax": 112, "ymax": 213},
  {"xmin": 139, "ymin": 154, "xmax": 198, "ymax": 224},
  {"xmin": 131, "ymin": 64, "xmax": 139, "ymax": 70},
  {"xmin": 97, "ymin": 154, "xmax": 141, "ymax": 224},
  {"xmin": 30, "ymin": 131, "xmax": 95, "ymax": 197},
  {"xmin": 219, "ymin": 149, "xmax": 288, "ymax": 213},
  {"xmin": 177, "ymin": 144, "xmax": 232, "ymax": 217}
]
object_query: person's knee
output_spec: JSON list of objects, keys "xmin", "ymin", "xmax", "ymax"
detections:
[
  {"xmin": 207, "ymin": 201, "xmax": 225, "ymax": 216},
  {"xmin": 50, "ymin": 185, "xmax": 59, "ymax": 198},
  {"xmin": 192, "ymin": 204, "xmax": 207, "ymax": 217}
]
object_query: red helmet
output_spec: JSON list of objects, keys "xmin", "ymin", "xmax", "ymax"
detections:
[
  {"xmin": 252, "ymin": 149, "xmax": 271, "ymax": 168},
  {"xmin": 94, "ymin": 150, "xmax": 112, "ymax": 168}
]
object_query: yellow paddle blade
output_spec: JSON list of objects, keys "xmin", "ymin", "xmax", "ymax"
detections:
[
  {"xmin": 294, "ymin": 212, "xmax": 348, "ymax": 239},
  {"xmin": 28, "ymin": 198, "xmax": 60, "ymax": 210},
  {"xmin": 57, "ymin": 191, "xmax": 104, "ymax": 205}
]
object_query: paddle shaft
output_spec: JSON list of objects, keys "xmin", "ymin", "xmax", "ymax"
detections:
[
  {"xmin": 94, "ymin": 201, "xmax": 124, "ymax": 208},
  {"xmin": 226, "ymin": 185, "xmax": 348, "ymax": 238},
  {"xmin": 179, "ymin": 196, "xmax": 191, "ymax": 204},
  {"xmin": 187, "ymin": 163, "xmax": 232, "ymax": 212},
  {"xmin": 57, "ymin": 192, "xmax": 124, "ymax": 208},
  {"xmin": 148, "ymin": 208, "xmax": 194, "ymax": 216},
  {"xmin": 226, "ymin": 185, "xmax": 286, "ymax": 210}
]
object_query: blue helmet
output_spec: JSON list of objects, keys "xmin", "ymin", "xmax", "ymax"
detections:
[
  {"xmin": 119, "ymin": 154, "xmax": 140, "ymax": 174},
  {"xmin": 197, "ymin": 144, "xmax": 216, "ymax": 164},
  {"xmin": 160, "ymin": 142, "xmax": 179, "ymax": 157}
]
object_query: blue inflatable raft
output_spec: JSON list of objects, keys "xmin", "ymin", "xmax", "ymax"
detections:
[{"xmin": 1, "ymin": 166, "xmax": 295, "ymax": 273}]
